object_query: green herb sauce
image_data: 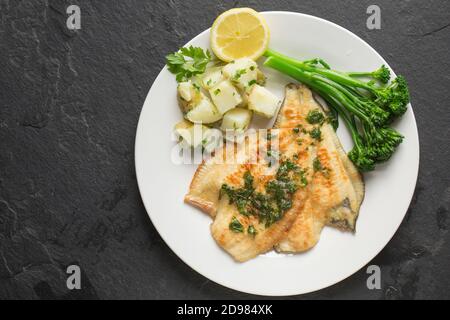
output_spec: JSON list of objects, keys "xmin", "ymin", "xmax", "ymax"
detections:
[
  {"xmin": 222, "ymin": 160, "xmax": 307, "ymax": 230},
  {"xmin": 247, "ymin": 225, "xmax": 257, "ymax": 237},
  {"xmin": 229, "ymin": 216, "xmax": 244, "ymax": 233},
  {"xmin": 309, "ymin": 127, "xmax": 322, "ymax": 141},
  {"xmin": 306, "ymin": 109, "xmax": 325, "ymax": 125}
]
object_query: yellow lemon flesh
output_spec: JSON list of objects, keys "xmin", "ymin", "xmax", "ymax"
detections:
[{"xmin": 210, "ymin": 8, "xmax": 270, "ymax": 62}]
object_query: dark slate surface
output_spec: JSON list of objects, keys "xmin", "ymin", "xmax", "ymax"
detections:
[{"xmin": 0, "ymin": 0, "xmax": 449, "ymax": 300}]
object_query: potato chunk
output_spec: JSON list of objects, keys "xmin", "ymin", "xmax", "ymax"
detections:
[
  {"xmin": 174, "ymin": 120, "xmax": 218, "ymax": 150},
  {"xmin": 222, "ymin": 58, "xmax": 258, "ymax": 90},
  {"xmin": 209, "ymin": 80, "xmax": 242, "ymax": 115},
  {"xmin": 220, "ymin": 108, "xmax": 252, "ymax": 131},
  {"xmin": 247, "ymin": 85, "xmax": 281, "ymax": 118},
  {"xmin": 201, "ymin": 68, "xmax": 224, "ymax": 90},
  {"xmin": 186, "ymin": 93, "xmax": 222, "ymax": 124}
]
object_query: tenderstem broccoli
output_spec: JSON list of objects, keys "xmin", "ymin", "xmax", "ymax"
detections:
[{"xmin": 263, "ymin": 49, "xmax": 410, "ymax": 172}]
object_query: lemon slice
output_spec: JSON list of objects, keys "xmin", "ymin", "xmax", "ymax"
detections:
[{"xmin": 210, "ymin": 8, "xmax": 270, "ymax": 62}]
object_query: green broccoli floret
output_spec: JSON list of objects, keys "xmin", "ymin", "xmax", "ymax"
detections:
[
  {"xmin": 348, "ymin": 145, "xmax": 376, "ymax": 172},
  {"xmin": 364, "ymin": 125, "xmax": 404, "ymax": 162},
  {"xmin": 348, "ymin": 65, "xmax": 391, "ymax": 84},
  {"xmin": 372, "ymin": 76, "xmax": 410, "ymax": 119}
]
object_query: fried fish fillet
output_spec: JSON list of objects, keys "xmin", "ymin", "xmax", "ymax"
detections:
[
  {"xmin": 185, "ymin": 143, "xmax": 242, "ymax": 218},
  {"xmin": 185, "ymin": 83, "xmax": 365, "ymax": 260},
  {"xmin": 210, "ymin": 130, "xmax": 314, "ymax": 262},
  {"xmin": 274, "ymin": 84, "xmax": 364, "ymax": 252},
  {"xmin": 274, "ymin": 83, "xmax": 364, "ymax": 231}
]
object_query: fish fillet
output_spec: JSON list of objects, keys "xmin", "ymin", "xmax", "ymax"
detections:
[
  {"xmin": 185, "ymin": 83, "xmax": 365, "ymax": 260},
  {"xmin": 274, "ymin": 84, "xmax": 364, "ymax": 231},
  {"xmin": 210, "ymin": 128, "xmax": 318, "ymax": 261},
  {"xmin": 274, "ymin": 84, "xmax": 364, "ymax": 252}
]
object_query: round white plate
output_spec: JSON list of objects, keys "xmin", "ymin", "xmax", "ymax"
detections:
[{"xmin": 135, "ymin": 12, "xmax": 419, "ymax": 296}]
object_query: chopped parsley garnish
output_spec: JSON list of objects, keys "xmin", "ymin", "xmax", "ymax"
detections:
[
  {"xmin": 293, "ymin": 127, "xmax": 300, "ymax": 134},
  {"xmin": 250, "ymin": 66, "xmax": 256, "ymax": 71},
  {"xmin": 313, "ymin": 158, "xmax": 323, "ymax": 172},
  {"xmin": 306, "ymin": 109, "xmax": 325, "ymax": 125},
  {"xmin": 248, "ymin": 79, "xmax": 257, "ymax": 87},
  {"xmin": 266, "ymin": 150, "xmax": 280, "ymax": 167},
  {"xmin": 313, "ymin": 157, "xmax": 330, "ymax": 177},
  {"xmin": 222, "ymin": 159, "xmax": 308, "ymax": 228},
  {"xmin": 206, "ymin": 79, "xmax": 212, "ymax": 86},
  {"xmin": 229, "ymin": 217, "xmax": 244, "ymax": 233},
  {"xmin": 232, "ymin": 69, "xmax": 247, "ymax": 81},
  {"xmin": 214, "ymin": 88, "xmax": 221, "ymax": 95},
  {"xmin": 248, "ymin": 225, "xmax": 257, "ymax": 237},
  {"xmin": 326, "ymin": 110, "xmax": 339, "ymax": 130},
  {"xmin": 313, "ymin": 157, "xmax": 324, "ymax": 172},
  {"xmin": 309, "ymin": 127, "xmax": 322, "ymax": 141},
  {"xmin": 193, "ymin": 83, "xmax": 201, "ymax": 91}
]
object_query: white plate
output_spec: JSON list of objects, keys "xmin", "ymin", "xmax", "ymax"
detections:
[{"xmin": 135, "ymin": 12, "xmax": 419, "ymax": 296}]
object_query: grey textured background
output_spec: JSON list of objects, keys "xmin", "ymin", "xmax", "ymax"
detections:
[{"xmin": 0, "ymin": 0, "xmax": 449, "ymax": 300}]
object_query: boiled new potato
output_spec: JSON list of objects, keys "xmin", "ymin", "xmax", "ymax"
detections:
[
  {"xmin": 209, "ymin": 80, "xmax": 242, "ymax": 115},
  {"xmin": 221, "ymin": 108, "xmax": 252, "ymax": 131},
  {"xmin": 174, "ymin": 120, "xmax": 198, "ymax": 148},
  {"xmin": 248, "ymin": 85, "xmax": 281, "ymax": 118},
  {"xmin": 177, "ymin": 81, "xmax": 202, "ymax": 114},
  {"xmin": 237, "ymin": 87, "xmax": 250, "ymax": 108},
  {"xmin": 256, "ymin": 69, "xmax": 267, "ymax": 86},
  {"xmin": 186, "ymin": 93, "xmax": 222, "ymax": 124},
  {"xmin": 202, "ymin": 67, "xmax": 224, "ymax": 90},
  {"xmin": 223, "ymin": 58, "xmax": 258, "ymax": 90},
  {"xmin": 178, "ymin": 81, "xmax": 195, "ymax": 102},
  {"xmin": 177, "ymin": 81, "xmax": 222, "ymax": 124},
  {"xmin": 174, "ymin": 120, "xmax": 211, "ymax": 149}
]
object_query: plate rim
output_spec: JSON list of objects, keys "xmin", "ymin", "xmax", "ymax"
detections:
[{"xmin": 135, "ymin": 11, "xmax": 420, "ymax": 296}]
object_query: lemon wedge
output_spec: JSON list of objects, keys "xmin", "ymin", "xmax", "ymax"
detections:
[{"xmin": 210, "ymin": 8, "xmax": 270, "ymax": 62}]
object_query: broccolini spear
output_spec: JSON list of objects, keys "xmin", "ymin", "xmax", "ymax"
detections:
[
  {"xmin": 263, "ymin": 49, "xmax": 409, "ymax": 172},
  {"xmin": 347, "ymin": 65, "xmax": 391, "ymax": 84},
  {"xmin": 264, "ymin": 49, "xmax": 410, "ymax": 121}
]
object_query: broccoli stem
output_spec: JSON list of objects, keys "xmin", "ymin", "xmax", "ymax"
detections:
[
  {"xmin": 264, "ymin": 57, "xmax": 371, "ymax": 123},
  {"xmin": 263, "ymin": 49, "xmax": 408, "ymax": 172},
  {"xmin": 348, "ymin": 65, "xmax": 391, "ymax": 84},
  {"xmin": 265, "ymin": 49, "xmax": 375, "ymax": 91}
]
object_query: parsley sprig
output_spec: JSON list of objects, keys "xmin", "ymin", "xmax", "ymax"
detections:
[{"xmin": 166, "ymin": 46, "xmax": 211, "ymax": 82}]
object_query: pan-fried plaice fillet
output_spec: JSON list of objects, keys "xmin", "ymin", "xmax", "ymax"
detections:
[
  {"xmin": 273, "ymin": 84, "xmax": 364, "ymax": 252},
  {"xmin": 184, "ymin": 84, "xmax": 365, "ymax": 260},
  {"xmin": 185, "ymin": 142, "xmax": 243, "ymax": 218},
  {"xmin": 210, "ymin": 130, "xmax": 315, "ymax": 261},
  {"xmin": 273, "ymin": 84, "xmax": 364, "ymax": 231}
]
